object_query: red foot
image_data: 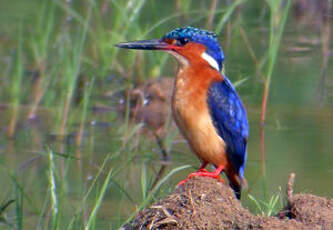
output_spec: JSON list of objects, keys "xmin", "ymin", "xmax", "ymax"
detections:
[
  {"xmin": 177, "ymin": 165, "xmax": 225, "ymax": 186},
  {"xmin": 198, "ymin": 168, "xmax": 209, "ymax": 173}
]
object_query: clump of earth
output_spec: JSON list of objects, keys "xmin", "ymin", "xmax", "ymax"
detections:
[{"xmin": 124, "ymin": 177, "xmax": 333, "ymax": 229}]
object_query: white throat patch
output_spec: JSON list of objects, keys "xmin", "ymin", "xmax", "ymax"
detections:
[
  {"xmin": 201, "ymin": 52, "xmax": 220, "ymax": 71},
  {"xmin": 167, "ymin": 51, "xmax": 189, "ymax": 68}
]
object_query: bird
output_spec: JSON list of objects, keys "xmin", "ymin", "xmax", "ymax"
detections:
[{"xmin": 115, "ymin": 26, "xmax": 249, "ymax": 199}]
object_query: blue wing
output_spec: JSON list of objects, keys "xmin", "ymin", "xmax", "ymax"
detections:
[{"xmin": 207, "ymin": 77, "xmax": 249, "ymax": 178}]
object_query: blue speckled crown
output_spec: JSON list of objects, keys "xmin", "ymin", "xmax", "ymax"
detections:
[{"xmin": 163, "ymin": 26, "xmax": 224, "ymax": 70}]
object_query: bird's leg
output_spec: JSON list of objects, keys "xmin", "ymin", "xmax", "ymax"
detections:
[
  {"xmin": 177, "ymin": 164, "xmax": 225, "ymax": 186},
  {"xmin": 197, "ymin": 162, "xmax": 208, "ymax": 172}
]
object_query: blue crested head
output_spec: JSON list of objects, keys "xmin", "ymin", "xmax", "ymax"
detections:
[{"xmin": 162, "ymin": 26, "xmax": 224, "ymax": 70}]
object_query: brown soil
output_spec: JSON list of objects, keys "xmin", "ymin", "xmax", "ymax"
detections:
[{"xmin": 124, "ymin": 177, "xmax": 333, "ymax": 230}]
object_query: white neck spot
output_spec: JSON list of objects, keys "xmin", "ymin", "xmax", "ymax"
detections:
[{"xmin": 201, "ymin": 52, "xmax": 220, "ymax": 71}]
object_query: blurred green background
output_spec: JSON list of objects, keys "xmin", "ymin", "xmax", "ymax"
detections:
[{"xmin": 0, "ymin": 0, "xmax": 332, "ymax": 229}]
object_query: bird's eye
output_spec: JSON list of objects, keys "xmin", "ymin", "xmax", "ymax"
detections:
[{"xmin": 177, "ymin": 38, "xmax": 189, "ymax": 46}]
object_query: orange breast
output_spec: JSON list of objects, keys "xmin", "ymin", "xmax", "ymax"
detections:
[{"xmin": 171, "ymin": 62, "xmax": 227, "ymax": 166}]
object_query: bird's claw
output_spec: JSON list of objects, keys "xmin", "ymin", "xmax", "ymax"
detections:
[
  {"xmin": 198, "ymin": 168, "xmax": 209, "ymax": 173},
  {"xmin": 177, "ymin": 170, "xmax": 224, "ymax": 187}
]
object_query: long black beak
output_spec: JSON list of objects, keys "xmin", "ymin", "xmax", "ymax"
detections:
[{"xmin": 115, "ymin": 39, "xmax": 172, "ymax": 50}]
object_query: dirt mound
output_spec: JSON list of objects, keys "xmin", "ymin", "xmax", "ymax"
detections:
[
  {"xmin": 286, "ymin": 193, "xmax": 333, "ymax": 229},
  {"xmin": 124, "ymin": 177, "xmax": 332, "ymax": 229}
]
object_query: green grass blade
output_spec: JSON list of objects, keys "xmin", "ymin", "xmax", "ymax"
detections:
[
  {"xmin": 14, "ymin": 184, "xmax": 23, "ymax": 230},
  {"xmin": 248, "ymin": 194, "xmax": 264, "ymax": 215},
  {"xmin": 141, "ymin": 162, "xmax": 148, "ymax": 200},
  {"xmin": 85, "ymin": 168, "xmax": 113, "ymax": 230},
  {"xmin": 49, "ymin": 149, "xmax": 59, "ymax": 229},
  {"xmin": 265, "ymin": 0, "xmax": 292, "ymax": 84},
  {"xmin": 215, "ymin": 0, "xmax": 245, "ymax": 34}
]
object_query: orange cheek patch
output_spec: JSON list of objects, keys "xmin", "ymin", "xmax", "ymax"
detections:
[{"xmin": 177, "ymin": 42, "xmax": 207, "ymax": 63}]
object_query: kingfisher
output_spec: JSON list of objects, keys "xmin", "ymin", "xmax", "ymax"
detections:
[{"xmin": 116, "ymin": 26, "xmax": 249, "ymax": 199}]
